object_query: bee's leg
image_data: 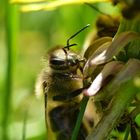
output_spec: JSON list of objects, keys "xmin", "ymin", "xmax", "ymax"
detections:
[{"xmin": 42, "ymin": 81, "xmax": 48, "ymax": 131}]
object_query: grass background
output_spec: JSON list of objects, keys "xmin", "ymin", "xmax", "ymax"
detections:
[{"xmin": 0, "ymin": 1, "xmax": 119, "ymax": 139}]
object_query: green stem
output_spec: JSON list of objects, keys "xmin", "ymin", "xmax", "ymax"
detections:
[
  {"xmin": 2, "ymin": 1, "xmax": 19, "ymax": 140},
  {"xmin": 116, "ymin": 17, "xmax": 140, "ymax": 60},
  {"xmin": 71, "ymin": 96, "xmax": 89, "ymax": 140},
  {"xmin": 116, "ymin": 16, "xmax": 140, "ymax": 35}
]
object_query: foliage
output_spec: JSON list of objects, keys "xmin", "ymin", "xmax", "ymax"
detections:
[{"xmin": 1, "ymin": 0, "xmax": 140, "ymax": 140}]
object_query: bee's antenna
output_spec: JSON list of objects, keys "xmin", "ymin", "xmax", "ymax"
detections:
[
  {"xmin": 63, "ymin": 43, "xmax": 77, "ymax": 54},
  {"xmin": 64, "ymin": 43, "xmax": 77, "ymax": 49},
  {"xmin": 66, "ymin": 24, "xmax": 90, "ymax": 50}
]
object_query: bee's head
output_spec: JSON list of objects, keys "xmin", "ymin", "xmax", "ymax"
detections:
[
  {"xmin": 49, "ymin": 47, "xmax": 85, "ymax": 73},
  {"xmin": 49, "ymin": 24, "xmax": 89, "ymax": 73}
]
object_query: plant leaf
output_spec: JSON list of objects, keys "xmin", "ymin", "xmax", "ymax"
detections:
[
  {"xmin": 84, "ymin": 36, "xmax": 112, "ymax": 59},
  {"xmin": 86, "ymin": 59, "xmax": 140, "ymax": 139},
  {"xmin": 130, "ymin": 123, "xmax": 138, "ymax": 140},
  {"xmin": 83, "ymin": 41, "xmax": 111, "ymax": 77},
  {"xmin": 105, "ymin": 32, "xmax": 140, "ymax": 61},
  {"xmin": 86, "ymin": 79, "xmax": 140, "ymax": 140},
  {"xmin": 103, "ymin": 59, "xmax": 140, "ymax": 100},
  {"xmin": 84, "ymin": 61, "xmax": 124, "ymax": 96},
  {"xmin": 110, "ymin": 59, "xmax": 140, "ymax": 89},
  {"xmin": 89, "ymin": 31, "xmax": 140, "ymax": 66},
  {"xmin": 83, "ymin": 32, "xmax": 140, "ymax": 77}
]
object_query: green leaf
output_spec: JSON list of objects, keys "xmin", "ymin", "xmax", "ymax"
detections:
[
  {"xmin": 123, "ymin": 124, "xmax": 130, "ymax": 140},
  {"xmin": 130, "ymin": 123, "xmax": 138, "ymax": 140}
]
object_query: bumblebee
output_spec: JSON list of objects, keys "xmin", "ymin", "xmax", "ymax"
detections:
[
  {"xmin": 112, "ymin": 0, "xmax": 140, "ymax": 19},
  {"xmin": 37, "ymin": 25, "xmax": 90, "ymax": 140}
]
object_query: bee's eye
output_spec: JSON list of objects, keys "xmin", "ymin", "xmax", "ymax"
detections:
[
  {"xmin": 49, "ymin": 57, "xmax": 68, "ymax": 70},
  {"xmin": 50, "ymin": 58, "xmax": 65, "ymax": 65},
  {"xmin": 49, "ymin": 50, "xmax": 83, "ymax": 71}
]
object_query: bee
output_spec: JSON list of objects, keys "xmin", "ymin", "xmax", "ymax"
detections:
[
  {"xmin": 37, "ymin": 25, "xmax": 90, "ymax": 140},
  {"xmin": 112, "ymin": 0, "xmax": 140, "ymax": 19},
  {"xmin": 85, "ymin": 3, "xmax": 120, "ymax": 39},
  {"xmin": 121, "ymin": 0, "xmax": 140, "ymax": 19}
]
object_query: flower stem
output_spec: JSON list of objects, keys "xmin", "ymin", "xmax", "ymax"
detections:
[{"xmin": 2, "ymin": 1, "xmax": 19, "ymax": 140}]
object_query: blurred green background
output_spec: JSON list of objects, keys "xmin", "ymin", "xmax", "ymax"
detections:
[{"xmin": 0, "ymin": 1, "xmax": 118, "ymax": 140}]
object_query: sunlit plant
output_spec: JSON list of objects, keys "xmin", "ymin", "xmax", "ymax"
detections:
[{"xmin": 3, "ymin": 0, "xmax": 140, "ymax": 140}]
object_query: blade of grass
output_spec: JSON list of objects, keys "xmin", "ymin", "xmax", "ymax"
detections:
[
  {"xmin": 2, "ymin": 1, "xmax": 19, "ymax": 140},
  {"xmin": 22, "ymin": 110, "xmax": 28, "ymax": 140},
  {"xmin": 71, "ymin": 96, "xmax": 89, "ymax": 140},
  {"xmin": 123, "ymin": 124, "xmax": 130, "ymax": 140}
]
